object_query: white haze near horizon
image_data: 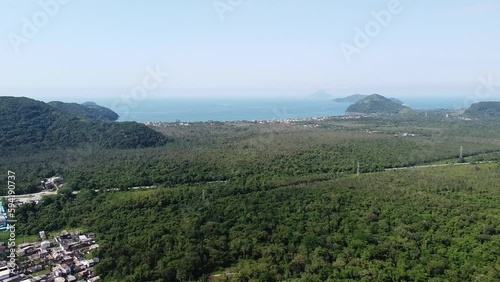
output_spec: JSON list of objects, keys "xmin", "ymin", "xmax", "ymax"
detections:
[{"xmin": 0, "ymin": 0, "xmax": 499, "ymax": 99}]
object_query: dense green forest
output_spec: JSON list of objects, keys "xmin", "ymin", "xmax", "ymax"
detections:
[
  {"xmin": 333, "ymin": 94, "xmax": 403, "ymax": 105},
  {"xmin": 4, "ymin": 101, "xmax": 500, "ymax": 280},
  {"xmin": 48, "ymin": 101, "xmax": 119, "ymax": 121},
  {"xmin": 0, "ymin": 97, "xmax": 168, "ymax": 149},
  {"xmin": 345, "ymin": 94, "xmax": 412, "ymax": 114},
  {"xmin": 464, "ymin": 101, "xmax": 500, "ymax": 118},
  {"xmin": 0, "ymin": 114, "xmax": 495, "ymax": 194},
  {"xmin": 14, "ymin": 164, "xmax": 500, "ymax": 281},
  {"xmin": 3, "ymin": 111, "xmax": 500, "ymax": 195}
]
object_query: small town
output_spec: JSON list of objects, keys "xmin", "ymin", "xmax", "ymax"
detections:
[{"xmin": 0, "ymin": 230, "xmax": 100, "ymax": 282}]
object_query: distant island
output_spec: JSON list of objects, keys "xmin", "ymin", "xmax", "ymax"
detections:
[
  {"xmin": 334, "ymin": 94, "xmax": 403, "ymax": 105},
  {"xmin": 346, "ymin": 94, "xmax": 412, "ymax": 115},
  {"xmin": 464, "ymin": 101, "xmax": 500, "ymax": 118}
]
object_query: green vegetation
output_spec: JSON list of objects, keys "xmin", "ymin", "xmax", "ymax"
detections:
[
  {"xmin": 346, "ymin": 94, "xmax": 411, "ymax": 114},
  {"xmin": 32, "ymin": 268, "xmax": 51, "ymax": 276},
  {"xmin": 4, "ymin": 102, "xmax": 500, "ymax": 281},
  {"xmin": 464, "ymin": 101, "xmax": 500, "ymax": 118},
  {"xmin": 0, "ymin": 96, "xmax": 171, "ymax": 194},
  {"xmin": 4, "ymin": 110, "xmax": 500, "ymax": 195},
  {"xmin": 0, "ymin": 96, "xmax": 168, "ymax": 149},
  {"xmin": 0, "ymin": 232, "xmax": 40, "ymax": 244},
  {"xmin": 334, "ymin": 94, "xmax": 403, "ymax": 105},
  {"xmin": 333, "ymin": 94, "xmax": 370, "ymax": 103},
  {"xmin": 48, "ymin": 101, "xmax": 119, "ymax": 121},
  {"xmin": 13, "ymin": 164, "xmax": 500, "ymax": 281}
]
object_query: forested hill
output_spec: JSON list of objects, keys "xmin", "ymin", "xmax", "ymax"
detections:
[
  {"xmin": 464, "ymin": 101, "xmax": 500, "ymax": 118},
  {"xmin": 334, "ymin": 94, "xmax": 403, "ymax": 105},
  {"xmin": 48, "ymin": 101, "xmax": 119, "ymax": 121},
  {"xmin": 0, "ymin": 96, "xmax": 169, "ymax": 150},
  {"xmin": 346, "ymin": 94, "xmax": 411, "ymax": 115}
]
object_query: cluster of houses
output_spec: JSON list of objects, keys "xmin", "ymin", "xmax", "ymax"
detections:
[{"xmin": 0, "ymin": 231, "xmax": 100, "ymax": 282}]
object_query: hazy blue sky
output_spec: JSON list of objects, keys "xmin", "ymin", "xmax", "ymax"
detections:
[{"xmin": 1, "ymin": 0, "xmax": 499, "ymax": 99}]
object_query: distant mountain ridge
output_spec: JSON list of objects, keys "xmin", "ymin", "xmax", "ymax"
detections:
[
  {"xmin": 0, "ymin": 96, "xmax": 169, "ymax": 150},
  {"xmin": 346, "ymin": 94, "xmax": 412, "ymax": 115},
  {"xmin": 48, "ymin": 101, "xmax": 119, "ymax": 121},
  {"xmin": 334, "ymin": 94, "xmax": 403, "ymax": 105}
]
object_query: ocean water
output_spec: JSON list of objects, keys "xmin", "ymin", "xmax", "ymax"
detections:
[{"xmin": 89, "ymin": 96, "xmax": 469, "ymax": 123}]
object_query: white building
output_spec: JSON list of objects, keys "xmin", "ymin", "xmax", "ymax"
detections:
[{"xmin": 41, "ymin": 241, "xmax": 51, "ymax": 250}]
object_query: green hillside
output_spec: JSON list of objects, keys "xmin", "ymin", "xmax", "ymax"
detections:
[
  {"xmin": 464, "ymin": 101, "xmax": 500, "ymax": 118},
  {"xmin": 48, "ymin": 101, "xmax": 119, "ymax": 121},
  {"xmin": 0, "ymin": 96, "xmax": 168, "ymax": 150},
  {"xmin": 334, "ymin": 94, "xmax": 403, "ymax": 105}
]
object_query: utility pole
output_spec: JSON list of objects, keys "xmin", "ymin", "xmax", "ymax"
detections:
[
  {"xmin": 202, "ymin": 189, "xmax": 205, "ymax": 201},
  {"xmin": 357, "ymin": 162, "xmax": 360, "ymax": 177},
  {"xmin": 459, "ymin": 146, "xmax": 463, "ymax": 162}
]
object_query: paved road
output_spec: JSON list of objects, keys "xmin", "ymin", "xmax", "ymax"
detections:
[
  {"xmin": 385, "ymin": 161, "xmax": 495, "ymax": 171},
  {"xmin": 4, "ymin": 161, "xmax": 496, "ymax": 203}
]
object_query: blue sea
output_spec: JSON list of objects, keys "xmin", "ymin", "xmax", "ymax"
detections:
[{"xmin": 87, "ymin": 96, "xmax": 470, "ymax": 123}]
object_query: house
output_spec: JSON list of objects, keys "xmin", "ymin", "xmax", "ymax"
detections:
[
  {"xmin": 59, "ymin": 231, "xmax": 71, "ymax": 240},
  {"xmin": 53, "ymin": 264, "xmax": 71, "ymax": 277},
  {"xmin": 16, "ymin": 248, "xmax": 26, "ymax": 257},
  {"xmin": 28, "ymin": 253, "xmax": 41, "ymax": 262},
  {"xmin": 2, "ymin": 275, "xmax": 24, "ymax": 282},
  {"xmin": 82, "ymin": 260, "xmax": 95, "ymax": 268},
  {"xmin": 0, "ymin": 266, "xmax": 10, "ymax": 280},
  {"xmin": 73, "ymin": 261, "xmax": 85, "ymax": 273},
  {"xmin": 16, "ymin": 245, "xmax": 36, "ymax": 257},
  {"xmin": 77, "ymin": 269, "xmax": 91, "ymax": 278},
  {"xmin": 39, "ymin": 249, "xmax": 49, "ymax": 258},
  {"xmin": 28, "ymin": 265, "xmax": 43, "ymax": 274},
  {"xmin": 61, "ymin": 256, "xmax": 73, "ymax": 265},
  {"xmin": 40, "ymin": 241, "xmax": 51, "ymax": 250},
  {"xmin": 17, "ymin": 243, "xmax": 34, "ymax": 250},
  {"xmin": 66, "ymin": 242, "xmax": 85, "ymax": 251}
]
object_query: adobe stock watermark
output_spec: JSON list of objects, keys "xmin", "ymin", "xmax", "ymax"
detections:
[
  {"xmin": 459, "ymin": 74, "xmax": 500, "ymax": 108},
  {"xmin": 110, "ymin": 65, "xmax": 169, "ymax": 121},
  {"xmin": 6, "ymin": 171, "xmax": 17, "ymax": 272},
  {"xmin": 340, "ymin": 0, "xmax": 408, "ymax": 64},
  {"xmin": 8, "ymin": 0, "xmax": 71, "ymax": 54},
  {"xmin": 213, "ymin": 0, "xmax": 246, "ymax": 21}
]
